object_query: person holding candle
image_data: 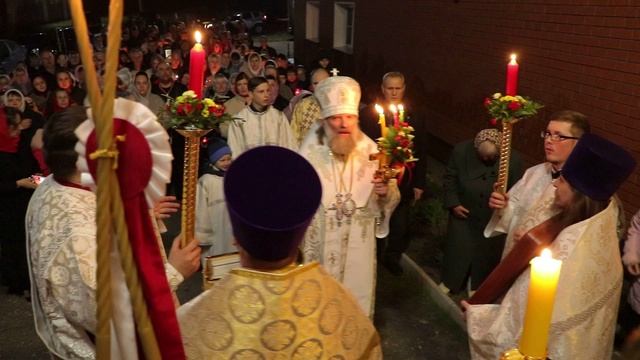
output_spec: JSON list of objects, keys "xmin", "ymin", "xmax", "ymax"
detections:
[
  {"xmin": 485, "ymin": 110, "xmax": 590, "ymax": 258},
  {"xmin": 359, "ymin": 71, "xmax": 427, "ymax": 276},
  {"xmin": 465, "ymin": 133, "xmax": 636, "ymax": 360},
  {"xmin": 299, "ymin": 76, "xmax": 400, "ymax": 316}
]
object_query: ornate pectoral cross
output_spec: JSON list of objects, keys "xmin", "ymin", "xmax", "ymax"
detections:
[
  {"xmin": 329, "ymin": 193, "xmax": 345, "ymax": 227},
  {"xmin": 329, "ymin": 252, "xmax": 337, "ymax": 265},
  {"xmin": 329, "ymin": 193, "xmax": 357, "ymax": 227}
]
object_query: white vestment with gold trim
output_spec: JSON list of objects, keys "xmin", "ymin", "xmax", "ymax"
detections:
[
  {"xmin": 299, "ymin": 132, "xmax": 400, "ymax": 316},
  {"xmin": 468, "ymin": 200, "xmax": 622, "ymax": 360}
]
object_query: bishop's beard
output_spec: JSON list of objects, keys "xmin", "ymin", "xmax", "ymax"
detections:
[{"xmin": 324, "ymin": 123, "xmax": 362, "ymax": 156}]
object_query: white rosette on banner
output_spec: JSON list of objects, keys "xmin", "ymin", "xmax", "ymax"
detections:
[
  {"xmin": 75, "ymin": 98, "xmax": 173, "ymax": 207},
  {"xmin": 73, "ymin": 98, "xmax": 173, "ymax": 359}
]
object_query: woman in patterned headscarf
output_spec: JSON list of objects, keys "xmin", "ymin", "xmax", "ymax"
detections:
[{"xmin": 440, "ymin": 129, "xmax": 523, "ymax": 297}]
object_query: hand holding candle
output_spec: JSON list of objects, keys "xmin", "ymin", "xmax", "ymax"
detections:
[
  {"xmin": 506, "ymin": 53, "xmax": 519, "ymax": 96},
  {"xmin": 188, "ymin": 31, "xmax": 206, "ymax": 99},
  {"xmin": 519, "ymin": 248, "xmax": 562, "ymax": 358},
  {"xmin": 375, "ymin": 104, "xmax": 387, "ymax": 137}
]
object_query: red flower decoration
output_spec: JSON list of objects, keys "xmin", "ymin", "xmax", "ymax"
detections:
[
  {"xmin": 489, "ymin": 118, "xmax": 497, "ymax": 126},
  {"xmin": 184, "ymin": 103, "xmax": 193, "ymax": 114},
  {"xmin": 212, "ymin": 108, "xmax": 225, "ymax": 117},
  {"xmin": 508, "ymin": 101, "xmax": 521, "ymax": 111},
  {"xmin": 176, "ymin": 104, "xmax": 185, "ymax": 115},
  {"xmin": 483, "ymin": 97, "xmax": 492, "ymax": 107}
]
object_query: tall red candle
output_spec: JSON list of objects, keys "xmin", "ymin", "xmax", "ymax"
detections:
[
  {"xmin": 506, "ymin": 53, "xmax": 519, "ymax": 96},
  {"xmin": 188, "ymin": 31, "xmax": 206, "ymax": 98},
  {"xmin": 389, "ymin": 104, "xmax": 399, "ymax": 127}
]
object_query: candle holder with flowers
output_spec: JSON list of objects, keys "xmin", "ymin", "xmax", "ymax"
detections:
[
  {"xmin": 484, "ymin": 93, "xmax": 543, "ymax": 194},
  {"xmin": 165, "ymin": 90, "xmax": 232, "ymax": 130},
  {"xmin": 165, "ymin": 90, "xmax": 233, "ymax": 246},
  {"xmin": 370, "ymin": 110, "xmax": 418, "ymax": 238},
  {"xmin": 375, "ymin": 121, "xmax": 419, "ymax": 183}
]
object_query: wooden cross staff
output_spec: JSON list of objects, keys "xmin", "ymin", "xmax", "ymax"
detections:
[{"xmin": 68, "ymin": 0, "xmax": 160, "ymax": 358}]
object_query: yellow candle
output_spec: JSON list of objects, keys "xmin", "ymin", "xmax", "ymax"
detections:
[
  {"xmin": 519, "ymin": 248, "xmax": 562, "ymax": 358},
  {"xmin": 398, "ymin": 104, "xmax": 405, "ymax": 123},
  {"xmin": 375, "ymin": 104, "xmax": 387, "ymax": 137}
]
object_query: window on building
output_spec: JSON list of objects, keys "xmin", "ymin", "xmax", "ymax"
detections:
[
  {"xmin": 333, "ymin": 2, "xmax": 355, "ymax": 53},
  {"xmin": 306, "ymin": 1, "xmax": 320, "ymax": 42}
]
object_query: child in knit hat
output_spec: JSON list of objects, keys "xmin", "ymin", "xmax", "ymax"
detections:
[{"xmin": 195, "ymin": 137, "xmax": 234, "ymax": 262}]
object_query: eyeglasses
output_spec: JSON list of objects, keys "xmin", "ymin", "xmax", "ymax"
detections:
[{"xmin": 540, "ymin": 131, "xmax": 580, "ymax": 142}]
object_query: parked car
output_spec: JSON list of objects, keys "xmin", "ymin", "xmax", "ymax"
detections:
[
  {"xmin": 230, "ymin": 12, "xmax": 267, "ymax": 34},
  {"xmin": 16, "ymin": 32, "xmax": 53, "ymax": 55},
  {"xmin": 0, "ymin": 39, "xmax": 26, "ymax": 73}
]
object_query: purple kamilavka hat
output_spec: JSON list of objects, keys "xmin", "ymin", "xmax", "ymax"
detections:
[{"xmin": 224, "ymin": 146, "xmax": 322, "ymax": 261}]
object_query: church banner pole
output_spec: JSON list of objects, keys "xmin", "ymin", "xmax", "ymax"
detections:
[
  {"xmin": 496, "ymin": 120, "xmax": 514, "ymax": 194},
  {"xmin": 177, "ymin": 128, "xmax": 211, "ymax": 247}
]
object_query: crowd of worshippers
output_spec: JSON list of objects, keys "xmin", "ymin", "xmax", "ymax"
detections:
[
  {"xmin": 0, "ymin": 18, "xmax": 327, "ymax": 119},
  {"xmin": 2, "ymin": 17, "xmax": 640, "ymax": 360}
]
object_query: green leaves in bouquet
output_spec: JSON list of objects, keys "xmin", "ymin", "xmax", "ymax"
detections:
[
  {"xmin": 377, "ymin": 122, "xmax": 419, "ymax": 167},
  {"xmin": 162, "ymin": 90, "xmax": 234, "ymax": 130},
  {"xmin": 484, "ymin": 93, "xmax": 543, "ymax": 124}
]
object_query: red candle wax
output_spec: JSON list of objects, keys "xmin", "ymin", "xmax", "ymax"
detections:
[
  {"xmin": 389, "ymin": 104, "xmax": 399, "ymax": 127},
  {"xmin": 506, "ymin": 53, "xmax": 519, "ymax": 96},
  {"xmin": 188, "ymin": 31, "xmax": 206, "ymax": 98}
]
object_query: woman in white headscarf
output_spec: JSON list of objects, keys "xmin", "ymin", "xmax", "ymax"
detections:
[
  {"xmin": 11, "ymin": 64, "xmax": 32, "ymax": 95},
  {"xmin": 3, "ymin": 88, "xmax": 47, "ymax": 173},
  {"xmin": 128, "ymin": 71, "xmax": 165, "ymax": 115},
  {"xmin": 240, "ymin": 52, "xmax": 264, "ymax": 79}
]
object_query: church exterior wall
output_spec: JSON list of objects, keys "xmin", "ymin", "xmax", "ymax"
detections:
[{"xmin": 295, "ymin": 0, "xmax": 640, "ymax": 215}]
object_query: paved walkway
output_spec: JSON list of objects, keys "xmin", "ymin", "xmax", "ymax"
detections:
[{"xmin": 0, "ymin": 213, "xmax": 470, "ymax": 359}]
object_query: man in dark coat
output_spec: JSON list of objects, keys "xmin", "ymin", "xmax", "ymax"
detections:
[
  {"xmin": 152, "ymin": 61, "xmax": 188, "ymax": 200},
  {"xmin": 359, "ymin": 71, "xmax": 427, "ymax": 275},
  {"xmin": 440, "ymin": 129, "xmax": 523, "ymax": 295}
]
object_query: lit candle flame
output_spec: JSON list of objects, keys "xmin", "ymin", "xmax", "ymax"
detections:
[
  {"xmin": 389, "ymin": 104, "xmax": 397, "ymax": 114},
  {"xmin": 541, "ymin": 248, "xmax": 552, "ymax": 259},
  {"xmin": 375, "ymin": 104, "xmax": 384, "ymax": 114},
  {"xmin": 510, "ymin": 53, "xmax": 518, "ymax": 65},
  {"xmin": 195, "ymin": 31, "xmax": 202, "ymax": 44}
]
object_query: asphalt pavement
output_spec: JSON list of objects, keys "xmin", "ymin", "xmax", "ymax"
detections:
[{"xmin": 0, "ymin": 211, "xmax": 470, "ymax": 359}]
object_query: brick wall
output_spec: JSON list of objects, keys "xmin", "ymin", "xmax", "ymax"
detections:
[{"xmin": 295, "ymin": 0, "xmax": 640, "ymax": 215}]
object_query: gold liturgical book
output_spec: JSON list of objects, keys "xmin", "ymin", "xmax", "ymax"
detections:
[{"xmin": 203, "ymin": 253, "xmax": 241, "ymax": 289}]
